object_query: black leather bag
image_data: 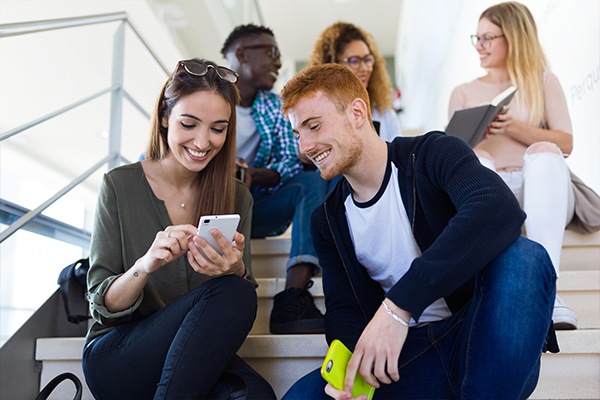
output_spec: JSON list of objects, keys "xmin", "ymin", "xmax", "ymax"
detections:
[
  {"xmin": 35, "ymin": 372, "xmax": 82, "ymax": 400},
  {"xmin": 57, "ymin": 258, "xmax": 91, "ymax": 324}
]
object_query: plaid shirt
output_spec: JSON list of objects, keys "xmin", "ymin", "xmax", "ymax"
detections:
[{"xmin": 251, "ymin": 90, "xmax": 303, "ymax": 193}]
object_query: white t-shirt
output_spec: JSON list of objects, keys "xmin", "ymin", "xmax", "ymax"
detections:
[
  {"xmin": 235, "ymin": 106, "xmax": 261, "ymax": 168},
  {"xmin": 344, "ymin": 162, "xmax": 452, "ymax": 327}
]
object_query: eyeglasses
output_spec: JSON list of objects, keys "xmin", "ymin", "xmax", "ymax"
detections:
[
  {"xmin": 174, "ymin": 59, "xmax": 239, "ymax": 83},
  {"xmin": 338, "ymin": 54, "xmax": 375, "ymax": 70},
  {"xmin": 470, "ymin": 34, "xmax": 505, "ymax": 49},
  {"xmin": 242, "ymin": 44, "xmax": 281, "ymax": 61}
]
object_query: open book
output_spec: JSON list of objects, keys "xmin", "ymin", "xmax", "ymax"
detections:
[{"xmin": 446, "ymin": 86, "xmax": 517, "ymax": 147}]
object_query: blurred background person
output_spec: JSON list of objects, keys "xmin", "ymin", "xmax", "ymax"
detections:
[
  {"xmin": 448, "ymin": 1, "xmax": 594, "ymax": 330},
  {"xmin": 309, "ymin": 21, "xmax": 402, "ymax": 143}
]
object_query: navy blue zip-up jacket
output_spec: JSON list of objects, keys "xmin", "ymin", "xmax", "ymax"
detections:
[{"xmin": 311, "ymin": 131, "xmax": 528, "ymax": 350}]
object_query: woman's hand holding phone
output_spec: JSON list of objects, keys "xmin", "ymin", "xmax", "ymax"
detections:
[
  {"xmin": 187, "ymin": 214, "xmax": 245, "ymax": 277},
  {"xmin": 187, "ymin": 230, "xmax": 245, "ymax": 277}
]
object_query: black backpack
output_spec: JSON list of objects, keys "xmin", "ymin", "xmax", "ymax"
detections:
[{"xmin": 57, "ymin": 258, "xmax": 91, "ymax": 324}]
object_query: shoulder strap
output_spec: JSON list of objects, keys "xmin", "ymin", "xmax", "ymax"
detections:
[{"xmin": 35, "ymin": 372, "xmax": 82, "ymax": 400}]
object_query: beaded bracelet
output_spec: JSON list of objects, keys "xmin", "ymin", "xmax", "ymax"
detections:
[{"xmin": 382, "ymin": 300, "xmax": 410, "ymax": 327}]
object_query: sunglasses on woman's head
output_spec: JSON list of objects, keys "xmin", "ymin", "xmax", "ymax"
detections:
[{"xmin": 174, "ymin": 59, "xmax": 239, "ymax": 83}]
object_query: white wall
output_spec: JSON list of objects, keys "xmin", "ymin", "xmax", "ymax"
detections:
[{"xmin": 395, "ymin": 0, "xmax": 600, "ymax": 194}]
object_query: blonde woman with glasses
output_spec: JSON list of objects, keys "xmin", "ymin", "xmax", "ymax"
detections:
[
  {"xmin": 449, "ymin": 1, "xmax": 578, "ymax": 330},
  {"xmin": 82, "ymin": 58, "xmax": 276, "ymax": 400},
  {"xmin": 309, "ymin": 21, "xmax": 402, "ymax": 142}
]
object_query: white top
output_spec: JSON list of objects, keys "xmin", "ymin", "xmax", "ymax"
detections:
[
  {"xmin": 344, "ymin": 163, "xmax": 452, "ymax": 327},
  {"xmin": 235, "ymin": 105, "xmax": 261, "ymax": 167},
  {"xmin": 372, "ymin": 107, "xmax": 402, "ymax": 142}
]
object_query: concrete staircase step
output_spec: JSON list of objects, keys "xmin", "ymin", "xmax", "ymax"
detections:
[
  {"xmin": 251, "ymin": 230, "xmax": 600, "ymax": 278},
  {"xmin": 35, "ymin": 231, "xmax": 599, "ymax": 399},
  {"xmin": 249, "ymin": 269, "xmax": 600, "ymax": 333},
  {"xmin": 557, "ymin": 270, "xmax": 600, "ymax": 330},
  {"xmin": 530, "ymin": 329, "xmax": 600, "ymax": 399},
  {"xmin": 36, "ymin": 329, "xmax": 600, "ymax": 400},
  {"xmin": 239, "ymin": 334, "xmax": 328, "ymax": 399},
  {"xmin": 251, "ymin": 238, "xmax": 291, "ymax": 279},
  {"xmin": 560, "ymin": 230, "xmax": 600, "ymax": 272}
]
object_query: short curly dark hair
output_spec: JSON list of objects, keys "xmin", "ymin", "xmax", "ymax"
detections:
[{"xmin": 221, "ymin": 24, "xmax": 275, "ymax": 57}]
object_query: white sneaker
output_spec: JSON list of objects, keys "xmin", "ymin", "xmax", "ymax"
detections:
[{"xmin": 552, "ymin": 294, "xmax": 578, "ymax": 330}]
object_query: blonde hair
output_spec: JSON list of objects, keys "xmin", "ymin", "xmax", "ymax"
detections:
[
  {"xmin": 308, "ymin": 21, "xmax": 392, "ymax": 114},
  {"xmin": 146, "ymin": 59, "xmax": 239, "ymax": 223},
  {"xmin": 481, "ymin": 1, "xmax": 548, "ymax": 128}
]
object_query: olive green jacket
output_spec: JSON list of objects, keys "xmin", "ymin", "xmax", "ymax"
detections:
[{"xmin": 86, "ymin": 162, "xmax": 254, "ymax": 341}]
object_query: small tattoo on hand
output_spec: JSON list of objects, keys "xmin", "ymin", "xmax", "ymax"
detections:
[{"xmin": 133, "ymin": 272, "xmax": 139, "ymax": 277}]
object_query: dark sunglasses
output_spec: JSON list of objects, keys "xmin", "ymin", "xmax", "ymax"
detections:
[
  {"xmin": 174, "ymin": 59, "xmax": 239, "ymax": 83},
  {"xmin": 242, "ymin": 44, "xmax": 281, "ymax": 61}
]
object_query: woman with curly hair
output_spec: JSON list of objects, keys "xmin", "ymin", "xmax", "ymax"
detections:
[{"xmin": 309, "ymin": 21, "xmax": 402, "ymax": 142}]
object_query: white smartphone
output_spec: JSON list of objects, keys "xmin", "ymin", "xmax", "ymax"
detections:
[{"xmin": 196, "ymin": 214, "xmax": 240, "ymax": 258}]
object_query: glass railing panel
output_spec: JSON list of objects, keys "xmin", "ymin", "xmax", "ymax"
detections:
[
  {"xmin": 0, "ymin": 22, "xmax": 119, "ymax": 135},
  {"xmin": 0, "ymin": 225, "xmax": 85, "ymax": 347},
  {"xmin": 0, "ymin": 94, "xmax": 111, "ymax": 229},
  {"xmin": 0, "ymin": 11, "xmax": 169, "ymax": 348}
]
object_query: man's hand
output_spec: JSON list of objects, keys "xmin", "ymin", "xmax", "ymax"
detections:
[
  {"xmin": 345, "ymin": 299, "xmax": 410, "ymax": 390},
  {"xmin": 235, "ymin": 158, "xmax": 251, "ymax": 186},
  {"xmin": 324, "ymin": 383, "xmax": 368, "ymax": 400}
]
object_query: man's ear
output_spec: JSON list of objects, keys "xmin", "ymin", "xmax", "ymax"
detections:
[
  {"xmin": 235, "ymin": 46, "xmax": 245, "ymax": 63},
  {"xmin": 348, "ymin": 98, "xmax": 368, "ymax": 129}
]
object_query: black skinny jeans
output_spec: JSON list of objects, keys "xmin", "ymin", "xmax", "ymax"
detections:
[{"xmin": 82, "ymin": 275, "xmax": 276, "ymax": 400}]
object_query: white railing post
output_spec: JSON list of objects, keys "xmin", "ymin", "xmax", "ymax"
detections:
[{"xmin": 108, "ymin": 20, "xmax": 126, "ymax": 170}]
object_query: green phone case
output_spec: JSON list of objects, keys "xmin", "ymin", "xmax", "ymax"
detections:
[{"xmin": 321, "ymin": 339, "xmax": 376, "ymax": 400}]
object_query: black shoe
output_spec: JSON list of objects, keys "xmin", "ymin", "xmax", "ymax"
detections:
[{"xmin": 269, "ymin": 280, "xmax": 325, "ymax": 334}]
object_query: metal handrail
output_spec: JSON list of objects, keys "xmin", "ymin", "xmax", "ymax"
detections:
[
  {"xmin": 0, "ymin": 12, "xmax": 169, "ymax": 244},
  {"xmin": 0, "ymin": 12, "xmax": 169, "ymax": 76},
  {"xmin": 0, "ymin": 85, "xmax": 118, "ymax": 142},
  {"xmin": 0, "ymin": 154, "xmax": 116, "ymax": 243},
  {"xmin": 0, "ymin": 199, "xmax": 92, "ymax": 249}
]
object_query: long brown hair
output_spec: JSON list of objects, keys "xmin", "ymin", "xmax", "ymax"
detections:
[
  {"xmin": 309, "ymin": 21, "xmax": 392, "ymax": 114},
  {"xmin": 481, "ymin": 2, "xmax": 548, "ymax": 128},
  {"xmin": 146, "ymin": 59, "xmax": 240, "ymax": 223}
]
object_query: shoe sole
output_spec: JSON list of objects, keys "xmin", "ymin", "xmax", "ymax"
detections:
[
  {"xmin": 553, "ymin": 309, "xmax": 578, "ymax": 330},
  {"xmin": 270, "ymin": 318, "xmax": 325, "ymax": 334},
  {"xmin": 553, "ymin": 321, "xmax": 577, "ymax": 330}
]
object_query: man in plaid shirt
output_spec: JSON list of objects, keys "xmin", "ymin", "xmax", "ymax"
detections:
[{"xmin": 222, "ymin": 24, "xmax": 328, "ymax": 334}]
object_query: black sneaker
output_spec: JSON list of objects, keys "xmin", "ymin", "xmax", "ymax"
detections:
[{"xmin": 269, "ymin": 280, "xmax": 325, "ymax": 334}]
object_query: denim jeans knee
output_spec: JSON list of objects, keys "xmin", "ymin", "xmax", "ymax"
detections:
[
  {"xmin": 252, "ymin": 171, "xmax": 327, "ymax": 272},
  {"xmin": 458, "ymin": 236, "xmax": 555, "ymax": 399}
]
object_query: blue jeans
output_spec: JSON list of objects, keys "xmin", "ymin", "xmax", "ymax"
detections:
[
  {"xmin": 82, "ymin": 275, "xmax": 276, "ymax": 400},
  {"xmin": 283, "ymin": 237, "xmax": 556, "ymax": 399},
  {"xmin": 252, "ymin": 171, "xmax": 327, "ymax": 272}
]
